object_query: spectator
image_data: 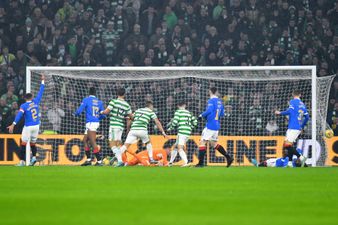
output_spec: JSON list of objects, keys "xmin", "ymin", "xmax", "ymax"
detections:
[
  {"xmin": 1, "ymin": 84, "xmax": 18, "ymax": 108},
  {"xmin": 0, "ymin": 46, "xmax": 16, "ymax": 66}
]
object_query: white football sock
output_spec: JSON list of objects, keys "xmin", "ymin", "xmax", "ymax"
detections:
[
  {"xmin": 178, "ymin": 149, "xmax": 188, "ymax": 164},
  {"xmin": 146, "ymin": 143, "xmax": 153, "ymax": 160},
  {"xmin": 117, "ymin": 146, "xmax": 126, "ymax": 163},
  {"xmin": 111, "ymin": 146, "xmax": 117, "ymax": 154},
  {"xmin": 169, "ymin": 149, "xmax": 178, "ymax": 163}
]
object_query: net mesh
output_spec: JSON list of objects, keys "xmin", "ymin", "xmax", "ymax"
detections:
[{"xmin": 28, "ymin": 68, "xmax": 334, "ymax": 166}]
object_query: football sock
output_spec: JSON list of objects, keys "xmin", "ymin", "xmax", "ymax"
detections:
[
  {"xmin": 215, "ymin": 144, "xmax": 231, "ymax": 161},
  {"xmin": 146, "ymin": 143, "xmax": 154, "ymax": 160},
  {"xmin": 169, "ymin": 149, "xmax": 178, "ymax": 163},
  {"xmin": 178, "ymin": 149, "xmax": 188, "ymax": 164},
  {"xmin": 30, "ymin": 144, "xmax": 37, "ymax": 157},
  {"xmin": 84, "ymin": 147, "xmax": 91, "ymax": 161},
  {"xmin": 259, "ymin": 161, "xmax": 267, "ymax": 167},
  {"xmin": 111, "ymin": 146, "xmax": 118, "ymax": 154},
  {"xmin": 93, "ymin": 147, "xmax": 102, "ymax": 161},
  {"xmin": 197, "ymin": 146, "xmax": 206, "ymax": 165}
]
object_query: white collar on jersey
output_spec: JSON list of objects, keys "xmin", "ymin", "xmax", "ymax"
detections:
[
  {"xmin": 89, "ymin": 95, "xmax": 96, "ymax": 97},
  {"xmin": 294, "ymin": 97, "xmax": 300, "ymax": 100},
  {"xmin": 210, "ymin": 95, "xmax": 218, "ymax": 99}
]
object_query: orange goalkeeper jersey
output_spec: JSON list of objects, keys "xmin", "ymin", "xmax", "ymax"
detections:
[{"xmin": 123, "ymin": 149, "xmax": 168, "ymax": 166}]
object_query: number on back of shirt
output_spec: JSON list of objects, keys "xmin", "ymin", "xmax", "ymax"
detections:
[
  {"xmin": 92, "ymin": 106, "xmax": 99, "ymax": 117},
  {"xmin": 298, "ymin": 110, "xmax": 304, "ymax": 121},
  {"xmin": 31, "ymin": 108, "xmax": 38, "ymax": 120}
]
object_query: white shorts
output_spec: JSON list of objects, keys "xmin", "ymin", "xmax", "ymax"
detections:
[
  {"xmin": 84, "ymin": 122, "xmax": 100, "ymax": 134},
  {"xmin": 201, "ymin": 128, "xmax": 218, "ymax": 141},
  {"xmin": 22, "ymin": 125, "xmax": 40, "ymax": 143},
  {"xmin": 125, "ymin": 130, "xmax": 150, "ymax": 144},
  {"xmin": 266, "ymin": 158, "xmax": 277, "ymax": 167},
  {"xmin": 175, "ymin": 134, "xmax": 189, "ymax": 146},
  {"xmin": 109, "ymin": 127, "xmax": 123, "ymax": 141},
  {"xmin": 285, "ymin": 129, "xmax": 301, "ymax": 143}
]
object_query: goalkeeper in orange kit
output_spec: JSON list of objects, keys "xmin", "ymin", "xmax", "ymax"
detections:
[{"xmin": 122, "ymin": 149, "xmax": 169, "ymax": 166}]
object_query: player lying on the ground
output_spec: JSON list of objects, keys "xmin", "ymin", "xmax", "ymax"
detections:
[
  {"xmin": 119, "ymin": 149, "xmax": 169, "ymax": 166},
  {"xmin": 196, "ymin": 87, "xmax": 233, "ymax": 167},
  {"xmin": 275, "ymin": 90, "xmax": 309, "ymax": 167},
  {"xmin": 115, "ymin": 100, "xmax": 167, "ymax": 166},
  {"xmin": 74, "ymin": 87, "xmax": 105, "ymax": 166},
  {"xmin": 250, "ymin": 150, "xmax": 304, "ymax": 168},
  {"xmin": 167, "ymin": 100, "xmax": 197, "ymax": 167},
  {"xmin": 7, "ymin": 74, "xmax": 45, "ymax": 166},
  {"xmin": 100, "ymin": 87, "xmax": 133, "ymax": 159}
]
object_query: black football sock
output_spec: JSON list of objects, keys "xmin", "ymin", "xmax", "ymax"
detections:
[
  {"xmin": 215, "ymin": 144, "xmax": 231, "ymax": 161},
  {"xmin": 291, "ymin": 147, "xmax": 301, "ymax": 158},
  {"xmin": 197, "ymin": 146, "xmax": 206, "ymax": 165},
  {"xmin": 258, "ymin": 161, "xmax": 267, "ymax": 167},
  {"xmin": 93, "ymin": 147, "xmax": 102, "ymax": 161},
  {"xmin": 31, "ymin": 145, "xmax": 37, "ymax": 157}
]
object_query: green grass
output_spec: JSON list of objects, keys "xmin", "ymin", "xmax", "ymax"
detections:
[{"xmin": 0, "ymin": 167, "xmax": 337, "ymax": 225}]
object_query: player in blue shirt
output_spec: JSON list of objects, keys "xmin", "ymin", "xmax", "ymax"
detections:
[
  {"xmin": 74, "ymin": 87, "xmax": 105, "ymax": 166},
  {"xmin": 275, "ymin": 90, "xmax": 309, "ymax": 166},
  {"xmin": 7, "ymin": 74, "xmax": 45, "ymax": 166},
  {"xmin": 251, "ymin": 150, "xmax": 290, "ymax": 167},
  {"xmin": 196, "ymin": 87, "xmax": 233, "ymax": 167}
]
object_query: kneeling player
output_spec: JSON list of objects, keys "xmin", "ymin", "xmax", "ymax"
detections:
[
  {"xmin": 275, "ymin": 90, "xmax": 309, "ymax": 166},
  {"xmin": 122, "ymin": 149, "xmax": 169, "ymax": 166},
  {"xmin": 167, "ymin": 100, "xmax": 197, "ymax": 167},
  {"xmin": 75, "ymin": 87, "xmax": 105, "ymax": 166}
]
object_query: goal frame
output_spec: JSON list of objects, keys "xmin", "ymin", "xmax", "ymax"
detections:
[{"xmin": 26, "ymin": 66, "xmax": 318, "ymax": 166}]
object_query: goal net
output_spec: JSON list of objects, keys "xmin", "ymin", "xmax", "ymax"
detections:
[{"xmin": 26, "ymin": 66, "xmax": 334, "ymax": 166}]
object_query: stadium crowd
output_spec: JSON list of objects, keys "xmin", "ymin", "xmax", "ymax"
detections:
[{"xmin": 0, "ymin": 0, "xmax": 338, "ymax": 135}]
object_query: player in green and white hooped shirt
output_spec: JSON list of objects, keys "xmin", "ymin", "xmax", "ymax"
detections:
[
  {"xmin": 167, "ymin": 100, "xmax": 197, "ymax": 167},
  {"xmin": 117, "ymin": 101, "xmax": 167, "ymax": 166},
  {"xmin": 100, "ymin": 88, "xmax": 133, "ymax": 156}
]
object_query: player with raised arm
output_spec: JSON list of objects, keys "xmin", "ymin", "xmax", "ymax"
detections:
[
  {"xmin": 115, "ymin": 100, "xmax": 167, "ymax": 166},
  {"xmin": 75, "ymin": 87, "xmax": 105, "ymax": 166},
  {"xmin": 167, "ymin": 100, "xmax": 197, "ymax": 167},
  {"xmin": 100, "ymin": 88, "xmax": 132, "ymax": 158},
  {"xmin": 7, "ymin": 74, "xmax": 45, "ymax": 166},
  {"xmin": 275, "ymin": 90, "xmax": 309, "ymax": 166},
  {"xmin": 196, "ymin": 87, "xmax": 233, "ymax": 167}
]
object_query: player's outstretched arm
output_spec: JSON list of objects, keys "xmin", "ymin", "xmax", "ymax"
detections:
[
  {"xmin": 34, "ymin": 74, "xmax": 45, "ymax": 104},
  {"xmin": 301, "ymin": 112, "xmax": 310, "ymax": 129},
  {"xmin": 74, "ymin": 99, "xmax": 86, "ymax": 116},
  {"xmin": 100, "ymin": 107, "xmax": 111, "ymax": 115},
  {"xmin": 154, "ymin": 118, "xmax": 167, "ymax": 138},
  {"xmin": 200, "ymin": 100, "xmax": 213, "ymax": 118}
]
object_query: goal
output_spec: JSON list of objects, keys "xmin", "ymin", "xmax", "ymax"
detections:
[{"xmin": 25, "ymin": 66, "xmax": 334, "ymax": 166}]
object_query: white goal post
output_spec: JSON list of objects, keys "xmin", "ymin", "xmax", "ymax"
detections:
[{"xmin": 25, "ymin": 66, "xmax": 334, "ymax": 167}]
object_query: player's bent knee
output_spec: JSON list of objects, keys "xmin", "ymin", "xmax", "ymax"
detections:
[{"xmin": 283, "ymin": 142, "xmax": 293, "ymax": 148}]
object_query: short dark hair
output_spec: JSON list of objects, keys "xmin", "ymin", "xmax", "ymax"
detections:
[
  {"xmin": 178, "ymin": 100, "xmax": 186, "ymax": 106},
  {"xmin": 117, "ymin": 88, "xmax": 126, "ymax": 96},
  {"xmin": 89, "ymin": 87, "xmax": 96, "ymax": 96},
  {"xmin": 210, "ymin": 87, "xmax": 217, "ymax": 94},
  {"xmin": 24, "ymin": 93, "xmax": 33, "ymax": 100},
  {"xmin": 292, "ymin": 90, "xmax": 301, "ymax": 96},
  {"xmin": 146, "ymin": 100, "xmax": 153, "ymax": 107}
]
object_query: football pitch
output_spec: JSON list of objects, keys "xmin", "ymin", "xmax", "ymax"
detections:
[{"xmin": 0, "ymin": 167, "xmax": 337, "ymax": 225}]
